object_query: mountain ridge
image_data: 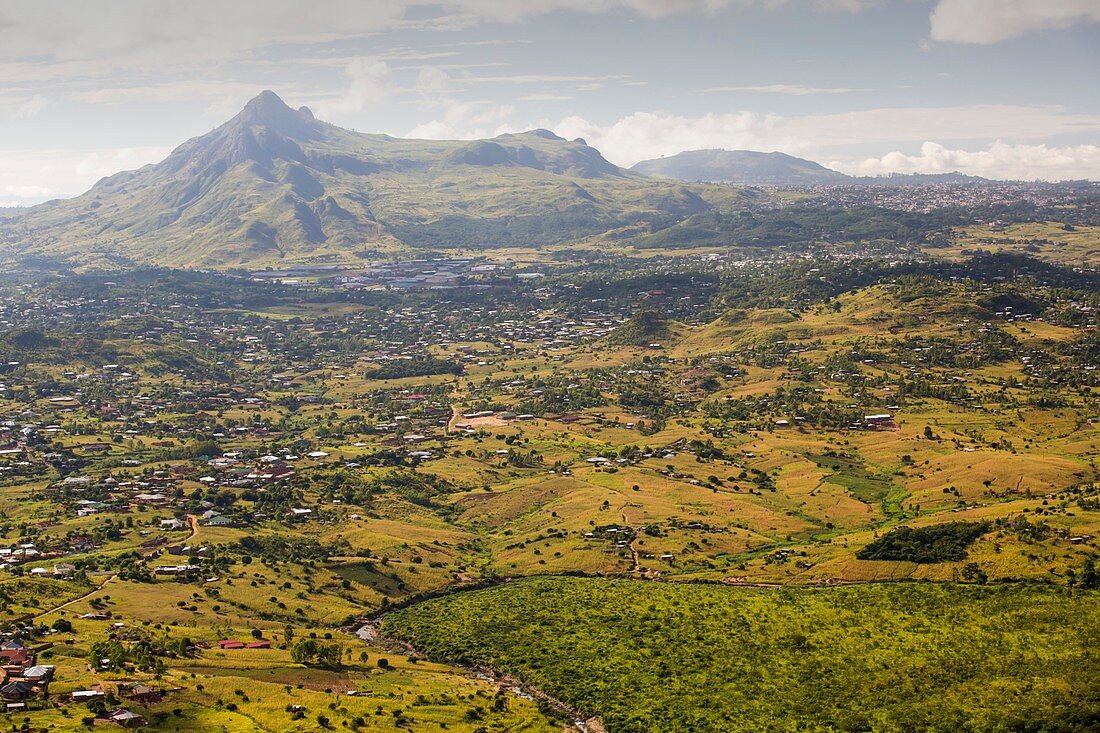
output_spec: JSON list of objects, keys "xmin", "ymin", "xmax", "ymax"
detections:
[
  {"xmin": 0, "ymin": 91, "xmax": 744, "ymax": 269},
  {"xmin": 631, "ymin": 148, "xmax": 992, "ymax": 186},
  {"xmin": 632, "ymin": 149, "xmax": 851, "ymax": 185}
]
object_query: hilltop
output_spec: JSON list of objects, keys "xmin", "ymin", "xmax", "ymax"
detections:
[
  {"xmin": 631, "ymin": 149, "xmax": 851, "ymax": 185},
  {"xmin": 631, "ymin": 148, "xmax": 992, "ymax": 187},
  {"xmin": 0, "ymin": 91, "xmax": 747, "ymax": 269},
  {"xmin": 606, "ymin": 309, "xmax": 677, "ymax": 346}
]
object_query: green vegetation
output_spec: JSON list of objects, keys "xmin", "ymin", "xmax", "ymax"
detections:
[
  {"xmin": 385, "ymin": 577, "xmax": 1100, "ymax": 733},
  {"xmin": 290, "ymin": 638, "xmax": 344, "ymax": 667},
  {"xmin": 857, "ymin": 522, "xmax": 991, "ymax": 563},
  {"xmin": 8, "ymin": 89, "xmax": 1096, "ymax": 270},
  {"xmin": 809, "ymin": 452, "xmax": 897, "ymax": 504},
  {"xmin": 606, "ymin": 310, "xmax": 674, "ymax": 346},
  {"xmin": 370, "ymin": 355, "xmax": 464, "ymax": 380},
  {"xmin": 0, "ymin": 91, "xmax": 747, "ymax": 269},
  {"xmin": 0, "ymin": 243, "xmax": 1097, "ymax": 730}
]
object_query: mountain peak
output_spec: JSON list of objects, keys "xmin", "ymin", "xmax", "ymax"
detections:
[
  {"xmin": 242, "ymin": 90, "xmax": 292, "ymax": 117},
  {"xmin": 527, "ymin": 128, "xmax": 566, "ymax": 141},
  {"xmin": 234, "ymin": 90, "xmax": 320, "ymax": 140},
  {"xmin": 5, "ymin": 94, "xmax": 709, "ymax": 268}
]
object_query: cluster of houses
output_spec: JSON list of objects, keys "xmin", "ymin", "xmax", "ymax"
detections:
[
  {"xmin": 330, "ymin": 257, "xmax": 491, "ymax": 290},
  {"xmin": 773, "ymin": 412, "xmax": 897, "ymax": 431},
  {"xmin": 804, "ymin": 180, "xmax": 1079, "ymax": 216},
  {"xmin": 0, "ymin": 639, "xmax": 53, "ymax": 710},
  {"xmin": 0, "ymin": 627, "xmax": 159, "ymax": 725},
  {"xmin": 70, "ymin": 683, "xmax": 164, "ymax": 728},
  {"xmin": 250, "ymin": 257, "xmax": 547, "ymax": 291}
]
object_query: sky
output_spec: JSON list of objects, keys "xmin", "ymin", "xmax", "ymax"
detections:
[{"xmin": 1, "ymin": 0, "xmax": 1098, "ymax": 205}]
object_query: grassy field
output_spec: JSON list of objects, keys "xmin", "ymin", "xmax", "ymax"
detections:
[
  {"xmin": 0, "ymin": 257, "xmax": 1097, "ymax": 729},
  {"xmin": 384, "ymin": 577, "xmax": 1100, "ymax": 733},
  {"xmin": 930, "ymin": 221, "xmax": 1100, "ymax": 266},
  {"xmin": 13, "ymin": 573, "xmax": 560, "ymax": 733}
]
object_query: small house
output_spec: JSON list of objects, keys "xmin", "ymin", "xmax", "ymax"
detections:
[
  {"xmin": 125, "ymin": 685, "xmax": 162, "ymax": 704},
  {"xmin": 22, "ymin": 665, "xmax": 54, "ymax": 682},
  {"xmin": 72, "ymin": 690, "xmax": 105, "ymax": 701},
  {"xmin": 0, "ymin": 680, "xmax": 35, "ymax": 701},
  {"xmin": 108, "ymin": 708, "xmax": 148, "ymax": 728},
  {"xmin": 0, "ymin": 649, "xmax": 30, "ymax": 666}
]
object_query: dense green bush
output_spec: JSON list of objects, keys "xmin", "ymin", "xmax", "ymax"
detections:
[
  {"xmin": 857, "ymin": 521, "xmax": 990, "ymax": 563},
  {"xmin": 384, "ymin": 577, "xmax": 1100, "ymax": 733},
  {"xmin": 370, "ymin": 354, "xmax": 462, "ymax": 379}
]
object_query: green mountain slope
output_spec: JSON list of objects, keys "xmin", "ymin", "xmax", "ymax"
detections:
[{"xmin": 0, "ymin": 91, "xmax": 751, "ymax": 269}]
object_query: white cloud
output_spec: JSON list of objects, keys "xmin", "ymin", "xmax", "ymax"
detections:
[
  {"xmin": 519, "ymin": 93, "xmax": 576, "ymax": 101},
  {"xmin": 0, "ymin": 0, "xmax": 407, "ymax": 64},
  {"xmin": 0, "ymin": 146, "xmax": 172, "ymax": 203},
  {"xmin": 1, "ymin": 184, "xmax": 51, "ymax": 199},
  {"xmin": 699, "ymin": 84, "xmax": 873, "ymax": 95},
  {"xmin": 0, "ymin": 0, "xmax": 1083, "ymax": 89},
  {"xmin": 72, "ymin": 81, "xmax": 266, "ymax": 105},
  {"xmin": 437, "ymin": 1, "xmax": 759, "ymax": 23},
  {"xmin": 458, "ymin": 73, "xmax": 633, "ymax": 85},
  {"xmin": 547, "ymin": 104, "xmax": 1100, "ymax": 167},
  {"xmin": 929, "ymin": 0, "xmax": 1100, "ymax": 44},
  {"xmin": 407, "ymin": 100, "xmax": 517, "ymax": 139},
  {"xmin": 782, "ymin": 104, "xmax": 1100, "ymax": 145},
  {"xmin": 812, "ymin": 0, "xmax": 878, "ymax": 10},
  {"xmin": 555, "ymin": 110, "xmax": 791, "ymax": 165},
  {"xmin": 66, "ymin": 81, "xmax": 289, "ymax": 123},
  {"xmin": 10, "ymin": 94, "xmax": 48, "ymax": 120},
  {"xmin": 406, "ymin": 65, "xmax": 517, "ymax": 139},
  {"xmin": 440, "ymin": 0, "xmax": 874, "ymax": 23},
  {"xmin": 0, "ymin": 0, "xmax": 875, "ymax": 72},
  {"xmin": 834, "ymin": 141, "xmax": 1100, "ymax": 180},
  {"xmin": 73, "ymin": 147, "xmax": 171, "ymax": 181},
  {"xmin": 417, "ymin": 66, "xmax": 453, "ymax": 97},
  {"xmin": 314, "ymin": 58, "xmax": 394, "ymax": 119}
]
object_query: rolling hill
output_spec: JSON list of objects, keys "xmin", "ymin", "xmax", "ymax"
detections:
[
  {"xmin": 631, "ymin": 149, "xmax": 852, "ymax": 185},
  {"xmin": 631, "ymin": 149, "xmax": 993, "ymax": 187},
  {"xmin": 0, "ymin": 91, "xmax": 750, "ymax": 269}
]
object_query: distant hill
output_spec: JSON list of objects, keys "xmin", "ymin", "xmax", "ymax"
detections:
[
  {"xmin": 631, "ymin": 149, "xmax": 851, "ymax": 185},
  {"xmin": 0, "ymin": 91, "xmax": 749, "ymax": 269},
  {"xmin": 607, "ymin": 310, "xmax": 676, "ymax": 346},
  {"xmin": 632, "ymin": 149, "xmax": 992, "ymax": 187}
]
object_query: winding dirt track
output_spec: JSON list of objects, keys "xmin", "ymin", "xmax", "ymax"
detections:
[{"xmin": 34, "ymin": 574, "xmax": 116, "ymax": 620}]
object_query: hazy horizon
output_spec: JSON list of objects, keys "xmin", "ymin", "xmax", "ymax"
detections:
[
  {"xmin": 1, "ymin": 0, "xmax": 1098, "ymax": 206},
  {"xmin": 7, "ymin": 87, "xmax": 1094, "ymax": 210}
]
